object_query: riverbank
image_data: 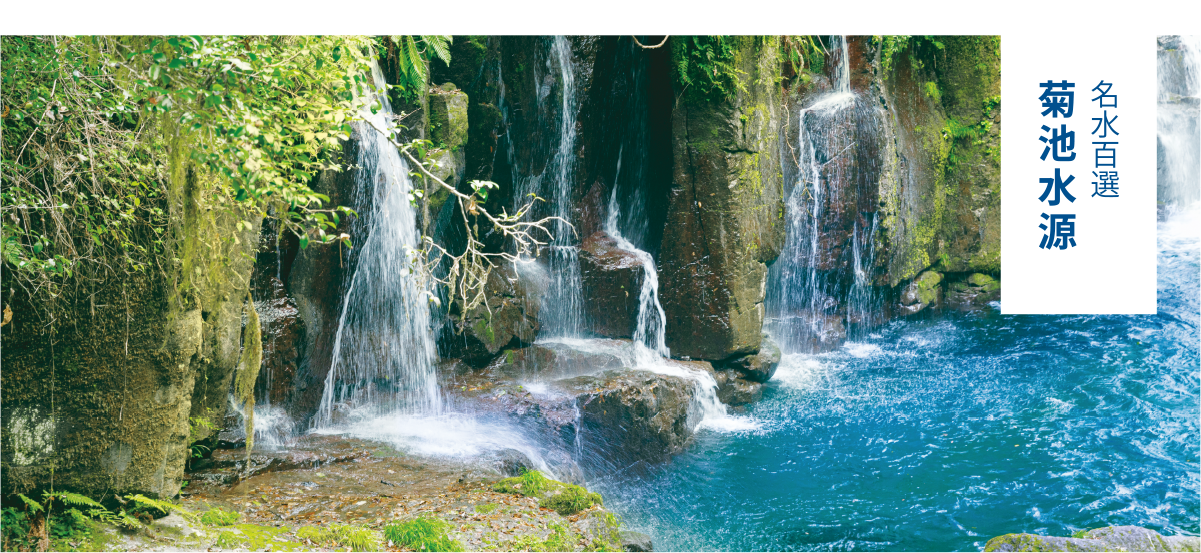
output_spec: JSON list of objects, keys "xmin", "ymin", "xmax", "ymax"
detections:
[{"xmin": 62, "ymin": 435, "xmax": 646, "ymax": 552}]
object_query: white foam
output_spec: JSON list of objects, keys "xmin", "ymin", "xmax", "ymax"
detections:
[{"xmin": 842, "ymin": 342, "xmax": 884, "ymax": 359}]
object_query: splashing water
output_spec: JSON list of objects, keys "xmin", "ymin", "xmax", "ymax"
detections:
[
  {"xmin": 1158, "ymin": 36, "xmax": 1201, "ymax": 209},
  {"xmin": 315, "ymin": 60, "xmax": 440, "ymax": 427}
]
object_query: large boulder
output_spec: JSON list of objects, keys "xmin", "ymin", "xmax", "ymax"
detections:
[
  {"xmin": 659, "ymin": 37, "xmax": 786, "ymax": 361},
  {"xmin": 723, "ymin": 334, "xmax": 782, "ymax": 383},
  {"xmin": 898, "ymin": 270, "xmax": 943, "ymax": 315},
  {"xmin": 448, "ymin": 339, "xmax": 722, "ymax": 465},
  {"xmin": 984, "ymin": 526, "xmax": 1199, "ymax": 552},
  {"xmin": 440, "ymin": 263, "xmax": 548, "ymax": 366},
  {"xmin": 944, "ymin": 272, "xmax": 1000, "ymax": 310},
  {"xmin": 580, "ymin": 231, "xmax": 643, "ymax": 338}
]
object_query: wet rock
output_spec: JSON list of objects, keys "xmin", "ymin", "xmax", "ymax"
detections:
[
  {"xmin": 984, "ymin": 526, "xmax": 1200, "ymax": 552},
  {"xmin": 449, "ymin": 340, "xmax": 702, "ymax": 464},
  {"xmin": 620, "ymin": 531, "xmax": 655, "ymax": 552},
  {"xmin": 564, "ymin": 370, "xmax": 696, "ymax": 465},
  {"xmin": 712, "ymin": 370, "xmax": 764, "ymax": 407},
  {"xmin": 945, "ymin": 273, "xmax": 1000, "ymax": 310},
  {"xmin": 724, "ymin": 334, "xmax": 782, "ymax": 382},
  {"xmin": 441, "ymin": 263, "xmax": 548, "ymax": 366},
  {"xmin": 659, "ymin": 37, "xmax": 786, "ymax": 362},
  {"xmin": 580, "ymin": 231, "xmax": 644, "ymax": 338},
  {"xmin": 898, "ymin": 270, "xmax": 942, "ymax": 315},
  {"xmin": 491, "ymin": 448, "xmax": 534, "ymax": 477}
]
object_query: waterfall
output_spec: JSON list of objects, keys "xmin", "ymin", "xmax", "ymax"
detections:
[
  {"xmin": 1158, "ymin": 36, "xmax": 1201, "ymax": 209},
  {"xmin": 315, "ymin": 60, "xmax": 440, "ymax": 427},
  {"xmin": 604, "ymin": 182, "xmax": 669, "ymax": 363},
  {"xmin": 768, "ymin": 36, "xmax": 880, "ymax": 353},
  {"xmin": 507, "ymin": 36, "xmax": 585, "ymax": 338},
  {"xmin": 597, "ymin": 163, "xmax": 739, "ymax": 430}
]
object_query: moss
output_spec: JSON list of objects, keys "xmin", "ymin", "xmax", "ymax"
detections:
[
  {"xmin": 503, "ymin": 523, "xmax": 575, "ymax": 552},
  {"xmin": 493, "ymin": 470, "xmax": 603, "ymax": 517},
  {"xmin": 474, "ymin": 503, "xmax": 499, "ymax": 514},
  {"xmin": 296, "ymin": 523, "xmax": 382, "ymax": 552},
  {"xmin": 214, "ymin": 523, "xmax": 308, "ymax": 551},
  {"xmin": 983, "ymin": 533, "xmax": 1055, "ymax": 552},
  {"xmin": 472, "ymin": 316, "xmax": 496, "ymax": 345},
  {"xmin": 199, "ymin": 507, "xmax": 239, "ymax": 527}
]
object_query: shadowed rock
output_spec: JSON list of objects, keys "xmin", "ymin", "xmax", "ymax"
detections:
[
  {"xmin": 441, "ymin": 264, "xmax": 548, "ymax": 367},
  {"xmin": 580, "ymin": 231, "xmax": 644, "ymax": 338}
]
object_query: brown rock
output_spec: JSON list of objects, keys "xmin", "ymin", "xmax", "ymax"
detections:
[{"xmin": 580, "ymin": 231, "xmax": 643, "ymax": 338}]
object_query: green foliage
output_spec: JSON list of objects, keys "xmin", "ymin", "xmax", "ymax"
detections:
[
  {"xmin": 2, "ymin": 35, "xmax": 370, "ymax": 321},
  {"xmin": 503, "ymin": 523, "xmax": 575, "ymax": 552},
  {"xmin": 297, "ymin": 522, "xmax": 382, "ymax": 551},
  {"xmin": 383, "ymin": 515, "xmax": 464, "ymax": 552},
  {"xmin": 780, "ymin": 36, "xmax": 828, "ymax": 82},
  {"xmin": 125, "ymin": 493, "xmax": 194, "ymax": 522},
  {"xmin": 49, "ymin": 508, "xmax": 92, "ymax": 550},
  {"xmin": 199, "ymin": 507, "xmax": 240, "ymax": 526},
  {"xmin": 386, "ymin": 36, "xmax": 453, "ymax": 102},
  {"xmin": 539, "ymin": 485, "xmax": 602, "ymax": 516},
  {"xmin": 2, "ymin": 506, "xmax": 32, "ymax": 550},
  {"xmin": 493, "ymin": 470, "xmax": 602, "ymax": 516},
  {"xmin": 492, "ymin": 469, "xmax": 553, "ymax": 497},
  {"xmin": 924, "ymin": 81, "xmax": 942, "ymax": 104},
  {"xmin": 671, "ymin": 36, "xmax": 746, "ymax": 103},
  {"xmin": 876, "ymin": 35, "xmax": 946, "ymax": 75}
]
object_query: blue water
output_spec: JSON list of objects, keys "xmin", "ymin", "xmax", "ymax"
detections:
[{"xmin": 595, "ymin": 211, "xmax": 1200, "ymax": 551}]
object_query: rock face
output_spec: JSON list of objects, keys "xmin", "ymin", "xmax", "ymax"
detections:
[
  {"xmin": 984, "ymin": 526, "xmax": 1200, "ymax": 552},
  {"xmin": 440, "ymin": 263, "xmax": 548, "ymax": 366},
  {"xmin": 898, "ymin": 270, "xmax": 943, "ymax": 315},
  {"xmin": 580, "ymin": 231, "xmax": 644, "ymax": 338},
  {"xmin": 878, "ymin": 36, "xmax": 1002, "ymax": 285},
  {"xmin": 723, "ymin": 333, "xmax": 782, "ymax": 382},
  {"xmin": 659, "ymin": 37, "xmax": 786, "ymax": 361},
  {"xmin": 424, "ymin": 84, "xmax": 470, "ymax": 233},
  {"xmin": 1, "ymin": 169, "xmax": 260, "ymax": 498}
]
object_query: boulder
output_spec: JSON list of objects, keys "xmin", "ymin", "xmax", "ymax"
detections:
[
  {"xmin": 984, "ymin": 526, "xmax": 1200, "ymax": 552},
  {"xmin": 580, "ymin": 231, "xmax": 644, "ymax": 338},
  {"xmin": 944, "ymin": 273, "xmax": 1000, "ymax": 310},
  {"xmin": 712, "ymin": 371, "xmax": 764, "ymax": 407},
  {"xmin": 441, "ymin": 263, "xmax": 548, "ymax": 366},
  {"xmin": 659, "ymin": 37, "xmax": 786, "ymax": 361},
  {"xmin": 448, "ymin": 339, "xmax": 708, "ymax": 465},
  {"xmin": 898, "ymin": 270, "xmax": 942, "ymax": 315},
  {"xmin": 620, "ymin": 531, "xmax": 655, "ymax": 552},
  {"xmin": 724, "ymin": 334, "xmax": 782, "ymax": 382}
]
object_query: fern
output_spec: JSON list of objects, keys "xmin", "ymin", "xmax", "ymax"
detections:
[
  {"xmin": 125, "ymin": 494, "xmax": 196, "ymax": 522},
  {"xmin": 18, "ymin": 494, "xmax": 43, "ymax": 513},
  {"xmin": 387, "ymin": 35, "xmax": 453, "ymax": 100},
  {"xmin": 55, "ymin": 492, "xmax": 103, "ymax": 509}
]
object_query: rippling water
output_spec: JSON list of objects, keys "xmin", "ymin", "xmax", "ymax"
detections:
[{"xmin": 592, "ymin": 210, "xmax": 1199, "ymax": 551}]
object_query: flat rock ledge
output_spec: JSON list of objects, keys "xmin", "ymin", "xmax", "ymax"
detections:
[{"xmin": 985, "ymin": 526, "xmax": 1199, "ymax": 552}]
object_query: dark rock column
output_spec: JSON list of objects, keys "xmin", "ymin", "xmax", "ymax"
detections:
[{"xmin": 659, "ymin": 37, "xmax": 786, "ymax": 361}]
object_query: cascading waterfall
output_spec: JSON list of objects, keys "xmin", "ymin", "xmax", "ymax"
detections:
[
  {"xmin": 315, "ymin": 60, "xmax": 440, "ymax": 427},
  {"xmin": 768, "ymin": 36, "xmax": 881, "ymax": 353},
  {"xmin": 1158, "ymin": 36, "xmax": 1201, "ymax": 210},
  {"xmin": 506, "ymin": 36, "xmax": 585, "ymax": 338},
  {"xmin": 600, "ymin": 170, "xmax": 739, "ymax": 429}
]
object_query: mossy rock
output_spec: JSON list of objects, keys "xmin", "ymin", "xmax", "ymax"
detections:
[{"xmin": 984, "ymin": 526, "xmax": 1200, "ymax": 552}]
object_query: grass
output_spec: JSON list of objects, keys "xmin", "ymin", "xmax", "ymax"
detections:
[
  {"xmin": 383, "ymin": 516, "xmax": 464, "ymax": 552},
  {"xmin": 539, "ymin": 485, "xmax": 603, "ymax": 516},
  {"xmin": 492, "ymin": 469, "xmax": 554, "ymax": 496},
  {"xmin": 503, "ymin": 523, "xmax": 575, "ymax": 552},
  {"xmin": 493, "ymin": 470, "xmax": 603, "ymax": 516},
  {"xmin": 296, "ymin": 523, "xmax": 382, "ymax": 552},
  {"xmin": 199, "ymin": 507, "xmax": 240, "ymax": 527}
]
